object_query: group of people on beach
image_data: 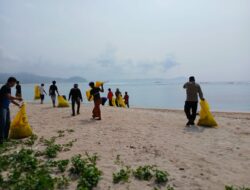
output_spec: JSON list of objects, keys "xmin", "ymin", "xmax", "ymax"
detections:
[{"xmin": 0, "ymin": 75, "xmax": 204, "ymax": 144}]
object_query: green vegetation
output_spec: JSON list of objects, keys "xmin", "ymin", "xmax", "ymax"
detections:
[
  {"xmin": 154, "ymin": 169, "xmax": 169, "ymax": 184},
  {"xmin": 225, "ymin": 186, "xmax": 250, "ymax": 190},
  {"xmin": 113, "ymin": 167, "xmax": 131, "ymax": 184},
  {"xmin": 133, "ymin": 165, "xmax": 154, "ymax": 181}
]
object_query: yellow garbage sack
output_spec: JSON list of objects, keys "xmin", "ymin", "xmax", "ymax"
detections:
[
  {"xmin": 57, "ymin": 96, "xmax": 70, "ymax": 107},
  {"xmin": 95, "ymin": 81, "xmax": 104, "ymax": 87},
  {"xmin": 197, "ymin": 100, "xmax": 218, "ymax": 127},
  {"xmin": 112, "ymin": 97, "xmax": 116, "ymax": 107},
  {"xmin": 9, "ymin": 104, "xmax": 32, "ymax": 139},
  {"xmin": 34, "ymin": 85, "xmax": 40, "ymax": 100},
  {"xmin": 86, "ymin": 89, "xmax": 93, "ymax": 101},
  {"xmin": 118, "ymin": 95, "xmax": 126, "ymax": 108}
]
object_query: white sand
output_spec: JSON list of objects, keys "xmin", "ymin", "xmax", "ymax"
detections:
[{"xmin": 10, "ymin": 103, "xmax": 250, "ymax": 190}]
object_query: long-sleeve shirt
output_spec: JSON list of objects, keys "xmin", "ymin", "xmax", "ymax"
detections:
[
  {"xmin": 183, "ymin": 82, "xmax": 204, "ymax": 102},
  {"xmin": 69, "ymin": 88, "xmax": 82, "ymax": 101}
]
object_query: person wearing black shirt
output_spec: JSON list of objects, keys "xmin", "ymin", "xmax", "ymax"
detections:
[
  {"xmin": 68, "ymin": 84, "xmax": 83, "ymax": 116},
  {"xmin": 89, "ymin": 82, "xmax": 104, "ymax": 120},
  {"xmin": 49, "ymin": 81, "xmax": 59, "ymax": 107},
  {"xmin": 15, "ymin": 81, "xmax": 22, "ymax": 97},
  {"xmin": 0, "ymin": 77, "xmax": 22, "ymax": 144}
]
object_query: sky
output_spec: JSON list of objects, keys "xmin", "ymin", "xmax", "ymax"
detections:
[{"xmin": 0, "ymin": 0, "xmax": 249, "ymax": 81}]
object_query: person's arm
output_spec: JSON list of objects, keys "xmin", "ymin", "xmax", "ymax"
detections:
[
  {"xmin": 68, "ymin": 90, "xmax": 72, "ymax": 101},
  {"xmin": 44, "ymin": 89, "xmax": 47, "ymax": 95},
  {"xmin": 56, "ymin": 86, "xmax": 60, "ymax": 96},
  {"xmin": 100, "ymin": 85, "xmax": 104, "ymax": 92},
  {"xmin": 183, "ymin": 82, "xmax": 187, "ymax": 89},
  {"xmin": 198, "ymin": 85, "xmax": 205, "ymax": 100},
  {"xmin": 11, "ymin": 100, "xmax": 21, "ymax": 107},
  {"xmin": 79, "ymin": 90, "xmax": 83, "ymax": 101},
  {"xmin": 7, "ymin": 94, "xmax": 22, "ymax": 101}
]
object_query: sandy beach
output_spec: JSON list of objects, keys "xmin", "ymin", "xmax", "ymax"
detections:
[{"xmin": 9, "ymin": 103, "xmax": 250, "ymax": 190}]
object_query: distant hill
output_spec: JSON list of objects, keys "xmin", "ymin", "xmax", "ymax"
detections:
[{"xmin": 0, "ymin": 73, "xmax": 87, "ymax": 84}]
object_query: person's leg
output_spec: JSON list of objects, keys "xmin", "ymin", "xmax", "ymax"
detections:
[
  {"xmin": 191, "ymin": 102, "xmax": 198, "ymax": 124},
  {"xmin": 51, "ymin": 95, "xmax": 56, "ymax": 107},
  {"xmin": 4, "ymin": 108, "xmax": 10, "ymax": 140},
  {"xmin": 184, "ymin": 101, "xmax": 192, "ymax": 125},
  {"xmin": 109, "ymin": 99, "xmax": 112, "ymax": 106},
  {"xmin": 127, "ymin": 102, "xmax": 129, "ymax": 108},
  {"xmin": 0, "ymin": 108, "xmax": 6, "ymax": 144},
  {"xmin": 77, "ymin": 100, "xmax": 80, "ymax": 114},
  {"xmin": 72, "ymin": 99, "xmax": 76, "ymax": 116},
  {"xmin": 96, "ymin": 99, "xmax": 101, "ymax": 119}
]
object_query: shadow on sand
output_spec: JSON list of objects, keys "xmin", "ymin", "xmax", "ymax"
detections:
[{"xmin": 183, "ymin": 125, "xmax": 206, "ymax": 133}]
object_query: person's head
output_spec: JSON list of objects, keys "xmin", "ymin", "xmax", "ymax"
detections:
[
  {"xmin": 7, "ymin": 77, "xmax": 17, "ymax": 87},
  {"xmin": 16, "ymin": 81, "xmax": 20, "ymax": 85},
  {"xmin": 116, "ymin": 88, "xmax": 119, "ymax": 92},
  {"xmin": 41, "ymin": 83, "xmax": 44, "ymax": 87},
  {"xmin": 108, "ymin": 88, "xmax": 111, "ymax": 92},
  {"xmin": 189, "ymin": 76, "xmax": 195, "ymax": 82},
  {"xmin": 89, "ymin": 82, "xmax": 95, "ymax": 88},
  {"xmin": 74, "ymin": 84, "xmax": 78, "ymax": 88},
  {"xmin": 52, "ymin": 81, "xmax": 56, "ymax": 85},
  {"xmin": 125, "ymin": 91, "xmax": 128, "ymax": 95}
]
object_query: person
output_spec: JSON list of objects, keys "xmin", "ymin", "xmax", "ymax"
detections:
[
  {"xmin": 39, "ymin": 84, "xmax": 47, "ymax": 104},
  {"xmin": 49, "ymin": 81, "xmax": 59, "ymax": 107},
  {"xmin": 124, "ymin": 91, "xmax": 129, "ymax": 108},
  {"xmin": 115, "ymin": 88, "xmax": 121, "ymax": 107},
  {"xmin": 183, "ymin": 76, "xmax": 204, "ymax": 126},
  {"xmin": 15, "ymin": 81, "xmax": 22, "ymax": 97},
  {"xmin": 89, "ymin": 82, "xmax": 104, "ymax": 120},
  {"xmin": 0, "ymin": 77, "xmax": 23, "ymax": 144},
  {"xmin": 68, "ymin": 84, "xmax": 83, "ymax": 116},
  {"xmin": 107, "ymin": 88, "xmax": 113, "ymax": 106}
]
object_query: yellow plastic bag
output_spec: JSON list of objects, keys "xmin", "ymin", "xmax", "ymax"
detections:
[
  {"xmin": 34, "ymin": 85, "xmax": 40, "ymax": 100},
  {"xmin": 112, "ymin": 97, "xmax": 116, "ymax": 107},
  {"xmin": 95, "ymin": 81, "xmax": 104, "ymax": 87},
  {"xmin": 197, "ymin": 100, "xmax": 218, "ymax": 127},
  {"xmin": 9, "ymin": 104, "xmax": 32, "ymax": 139},
  {"xmin": 86, "ymin": 89, "xmax": 93, "ymax": 101},
  {"xmin": 57, "ymin": 96, "xmax": 70, "ymax": 107},
  {"xmin": 118, "ymin": 95, "xmax": 126, "ymax": 108}
]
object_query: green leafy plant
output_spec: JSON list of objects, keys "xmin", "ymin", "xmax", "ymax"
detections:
[
  {"xmin": 55, "ymin": 175, "xmax": 70, "ymax": 189},
  {"xmin": 225, "ymin": 186, "xmax": 250, "ymax": 190},
  {"xmin": 45, "ymin": 144, "xmax": 62, "ymax": 158},
  {"xmin": 133, "ymin": 165, "xmax": 155, "ymax": 181},
  {"xmin": 154, "ymin": 169, "xmax": 169, "ymax": 184},
  {"xmin": 57, "ymin": 159, "xmax": 69, "ymax": 172},
  {"xmin": 113, "ymin": 166, "xmax": 131, "ymax": 184}
]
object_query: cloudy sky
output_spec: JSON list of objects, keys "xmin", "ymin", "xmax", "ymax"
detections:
[{"xmin": 0, "ymin": 0, "xmax": 249, "ymax": 81}]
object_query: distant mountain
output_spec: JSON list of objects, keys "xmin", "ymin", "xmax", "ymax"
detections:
[{"xmin": 0, "ymin": 73, "xmax": 87, "ymax": 84}]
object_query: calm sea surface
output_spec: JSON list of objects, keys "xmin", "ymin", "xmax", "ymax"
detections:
[{"xmin": 4, "ymin": 80, "xmax": 250, "ymax": 112}]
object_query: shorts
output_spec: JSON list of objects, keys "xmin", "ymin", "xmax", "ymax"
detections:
[{"xmin": 40, "ymin": 94, "xmax": 45, "ymax": 100}]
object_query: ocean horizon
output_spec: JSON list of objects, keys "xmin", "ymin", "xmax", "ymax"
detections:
[{"xmin": 2, "ymin": 79, "xmax": 250, "ymax": 112}]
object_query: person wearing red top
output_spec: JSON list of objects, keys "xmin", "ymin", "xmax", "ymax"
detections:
[
  {"xmin": 107, "ymin": 88, "xmax": 113, "ymax": 106},
  {"xmin": 124, "ymin": 91, "xmax": 129, "ymax": 108}
]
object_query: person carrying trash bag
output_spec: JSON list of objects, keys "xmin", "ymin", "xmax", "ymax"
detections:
[
  {"xmin": 68, "ymin": 84, "xmax": 83, "ymax": 116},
  {"xmin": 88, "ymin": 82, "xmax": 104, "ymax": 120},
  {"xmin": 183, "ymin": 76, "xmax": 205, "ymax": 126},
  {"xmin": 0, "ymin": 77, "xmax": 23, "ymax": 144}
]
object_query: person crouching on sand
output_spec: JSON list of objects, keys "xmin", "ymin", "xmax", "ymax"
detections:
[
  {"xmin": 183, "ymin": 76, "xmax": 205, "ymax": 126},
  {"xmin": 68, "ymin": 84, "xmax": 83, "ymax": 116},
  {"xmin": 89, "ymin": 82, "xmax": 104, "ymax": 120}
]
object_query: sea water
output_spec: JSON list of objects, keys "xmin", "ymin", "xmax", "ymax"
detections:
[{"xmin": 5, "ymin": 80, "xmax": 250, "ymax": 112}]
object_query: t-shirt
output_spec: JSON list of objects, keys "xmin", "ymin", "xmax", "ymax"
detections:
[
  {"xmin": 124, "ymin": 95, "xmax": 129, "ymax": 103},
  {"xmin": 90, "ymin": 87, "xmax": 101, "ymax": 101},
  {"xmin": 39, "ymin": 86, "xmax": 45, "ymax": 95},
  {"xmin": 0, "ymin": 84, "xmax": 11, "ymax": 108},
  {"xmin": 69, "ymin": 88, "xmax": 82, "ymax": 101},
  {"xmin": 183, "ymin": 82, "xmax": 204, "ymax": 102},
  {"xmin": 16, "ymin": 84, "xmax": 21, "ymax": 95},
  {"xmin": 49, "ymin": 84, "xmax": 58, "ymax": 96},
  {"xmin": 107, "ymin": 91, "xmax": 113, "ymax": 100}
]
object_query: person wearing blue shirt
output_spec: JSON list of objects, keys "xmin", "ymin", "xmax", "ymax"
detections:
[{"xmin": 0, "ymin": 77, "xmax": 23, "ymax": 144}]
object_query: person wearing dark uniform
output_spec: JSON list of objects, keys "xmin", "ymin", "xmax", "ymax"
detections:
[
  {"xmin": 0, "ymin": 77, "xmax": 22, "ymax": 144},
  {"xmin": 183, "ymin": 76, "xmax": 204, "ymax": 126},
  {"xmin": 49, "ymin": 81, "xmax": 59, "ymax": 107},
  {"xmin": 124, "ymin": 91, "xmax": 129, "ymax": 108},
  {"xmin": 89, "ymin": 82, "xmax": 104, "ymax": 120},
  {"xmin": 15, "ymin": 81, "xmax": 22, "ymax": 97},
  {"xmin": 68, "ymin": 84, "xmax": 83, "ymax": 116}
]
